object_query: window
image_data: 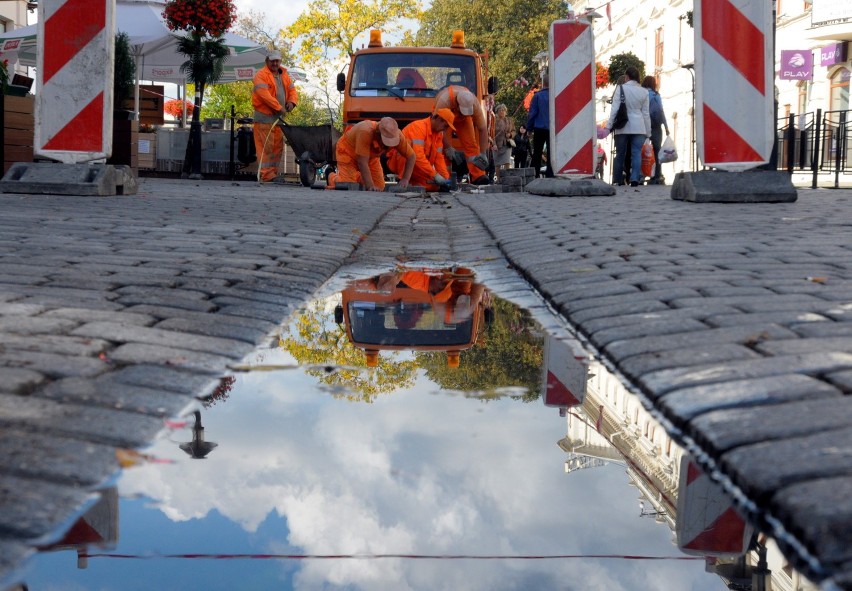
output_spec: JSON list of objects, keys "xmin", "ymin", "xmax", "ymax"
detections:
[
  {"xmin": 829, "ymin": 67, "xmax": 850, "ymax": 112},
  {"xmin": 654, "ymin": 27, "xmax": 664, "ymax": 79}
]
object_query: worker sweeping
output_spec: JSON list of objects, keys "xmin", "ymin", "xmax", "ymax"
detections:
[
  {"xmin": 327, "ymin": 118, "xmax": 415, "ymax": 191},
  {"xmin": 386, "ymin": 109, "xmax": 456, "ymax": 191},
  {"xmin": 433, "ymin": 85, "xmax": 490, "ymax": 185},
  {"xmin": 251, "ymin": 50, "xmax": 298, "ymax": 183}
]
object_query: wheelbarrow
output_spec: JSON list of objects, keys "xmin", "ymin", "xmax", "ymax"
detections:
[{"xmin": 281, "ymin": 123, "xmax": 342, "ymax": 187}]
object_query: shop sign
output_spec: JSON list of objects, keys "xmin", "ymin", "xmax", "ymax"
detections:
[
  {"xmin": 811, "ymin": 0, "xmax": 852, "ymax": 27},
  {"xmin": 779, "ymin": 50, "xmax": 814, "ymax": 80},
  {"xmin": 821, "ymin": 42, "xmax": 848, "ymax": 66}
]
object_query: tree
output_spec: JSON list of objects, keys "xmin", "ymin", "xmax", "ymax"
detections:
[
  {"xmin": 416, "ymin": 0, "xmax": 569, "ymax": 120},
  {"xmin": 203, "ymin": 82, "xmax": 337, "ymax": 126},
  {"xmin": 163, "ymin": 0, "xmax": 238, "ymax": 178},
  {"xmin": 606, "ymin": 52, "xmax": 645, "ymax": 85},
  {"xmin": 415, "ymin": 297, "xmax": 544, "ymax": 401},
  {"xmin": 280, "ymin": 301, "xmax": 417, "ymax": 402},
  {"xmin": 283, "ymin": 0, "xmax": 422, "ymax": 87}
]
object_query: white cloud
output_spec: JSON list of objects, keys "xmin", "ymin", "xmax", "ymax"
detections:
[{"xmin": 119, "ymin": 349, "xmax": 719, "ymax": 590}]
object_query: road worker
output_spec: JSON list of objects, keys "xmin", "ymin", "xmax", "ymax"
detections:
[
  {"xmin": 328, "ymin": 118, "xmax": 415, "ymax": 191},
  {"xmin": 251, "ymin": 50, "xmax": 298, "ymax": 182},
  {"xmin": 386, "ymin": 109, "xmax": 456, "ymax": 191},
  {"xmin": 434, "ymin": 85, "xmax": 490, "ymax": 185}
]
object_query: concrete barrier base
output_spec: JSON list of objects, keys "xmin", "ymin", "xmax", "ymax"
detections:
[
  {"xmin": 526, "ymin": 177, "xmax": 616, "ymax": 197},
  {"xmin": 671, "ymin": 170, "xmax": 797, "ymax": 203},
  {"xmin": 0, "ymin": 163, "xmax": 138, "ymax": 196}
]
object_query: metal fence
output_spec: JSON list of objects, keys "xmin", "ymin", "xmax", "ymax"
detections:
[{"xmin": 776, "ymin": 108, "xmax": 851, "ymax": 188}]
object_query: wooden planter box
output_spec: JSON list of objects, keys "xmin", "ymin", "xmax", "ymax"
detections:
[{"xmin": 3, "ymin": 94, "xmax": 34, "ymax": 176}]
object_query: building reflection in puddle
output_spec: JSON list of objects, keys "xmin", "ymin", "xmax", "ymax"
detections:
[
  {"xmin": 546, "ymin": 333, "xmax": 818, "ymax": 591},
  {"xmin": 11, "ymin": 267, "xmax": 819, "ymax": 590}
]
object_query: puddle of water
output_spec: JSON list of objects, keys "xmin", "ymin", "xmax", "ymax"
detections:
[{"xmin": 10, "ymin": 268, "xmax": 817, "ymax": 591}]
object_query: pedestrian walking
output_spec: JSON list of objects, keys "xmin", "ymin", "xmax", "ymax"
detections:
[
  {"xmin": 251, "ymin": 50, "xmax": 298, "ymax": 183},
  {"xmin": 602, "ymin": 66, "xmax": 650, "ymax": 187},
  {"xmin": 642, "ymin": 75, "xmax": 669, "ymax": 185},
  {"xmin": 527, "ymin": 72, "xmax": 553, "ymax": 178},
  {"xmin": 513, "ymin": 125, "xmax": 531, "ymax": 168},
  {"xmin": 493, "ymin": 104, "xmax": 514, "ymax": 178}
]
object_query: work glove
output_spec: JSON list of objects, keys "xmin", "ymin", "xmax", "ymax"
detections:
[
  {"xmin": 285, "ymin": 102, "xmax": 296, "ymax": 113},
  {"xmin": 471, "ymin": 152, "xmax": 489, "ymax": 170},
  {"xmin": 434, "ymin": 173, "xmax": 448, "ymax": 184},
  {"xmin": 276, "ymin": 109, "xmax": 286, "ymax": 120}
]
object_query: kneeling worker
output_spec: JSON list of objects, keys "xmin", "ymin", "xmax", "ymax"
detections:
[
  {"xmin": 434, "ymin": 85, "xmax": 489, "ymax": 185},
  {"xmin": 329, "ymin": 118, "xmax": 416, "ymax": 191},
  {"xmin": 387, "ymin": 109, "xmax": 456, "ymax": 191}
]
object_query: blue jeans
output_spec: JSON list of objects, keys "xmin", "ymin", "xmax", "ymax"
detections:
[{"xmin": 613, "ymin": 134, "xmax": 645, "ymax": 184}]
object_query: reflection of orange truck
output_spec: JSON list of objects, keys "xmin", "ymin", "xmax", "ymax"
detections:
[
  {"xmin": 336, "ymin": 30, "xmax": 498, "ymax": 136},
  {"xmin": 335, "ymin": 268, "xmax": 493, "ymax": 368}
]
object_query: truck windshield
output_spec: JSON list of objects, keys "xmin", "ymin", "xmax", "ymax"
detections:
[
  {"xmin": 348, "ymin": 301, "xmax": 474, "ymax": 347},
  {"xmin": 350, "ymin": 52, "xmax": 478, "ymax": 98}
]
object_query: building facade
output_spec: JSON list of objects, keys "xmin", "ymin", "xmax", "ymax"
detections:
[{"xmin": 585, "ymin": 0, "xmax": 851, "ymax": 182}]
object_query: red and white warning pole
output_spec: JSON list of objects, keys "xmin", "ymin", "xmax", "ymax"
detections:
[
  {"xmin": 549, "ymin": 19, "xmax": 596, "ymax": 176},
  {"xmin": 695, "ymin": 0, "xmax": 773, "ymax": 171},
  {"xmin": 35, "ymin": 0, "xmax": 115, "ymax": 163}
]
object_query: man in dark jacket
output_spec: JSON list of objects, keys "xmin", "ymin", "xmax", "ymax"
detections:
[{"xmin": 526, "ymin": 73, "xmax": 553, "ymax": 178}]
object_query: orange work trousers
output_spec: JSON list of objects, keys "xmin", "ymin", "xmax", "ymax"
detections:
[
  {"xmin": 386, "ymin": 152, "xmax": 440, "ymax": 191},
  {"xmin": 254, "ymin": 122, "xmax": 283, "ymax": 182},
  {"xmin": 453, "ymin": 115, "xmax": 485, "ymax": 179},
  {"xmin": 335, "ymin": 142, "xmax": 385, "ymax": 190}
]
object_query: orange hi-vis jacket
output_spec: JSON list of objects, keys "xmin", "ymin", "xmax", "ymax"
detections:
[
  {"xmin": 335, "ymin": 120, "xmax": 414, "ymax": 189},
  {"xmin": 434, "ymin": 85, "xmax": 487, "ymax": 178},
  {"xmin": 387, "ymin": 117, "xmax": 449, "ymax": 186},
  {"xmin": 252, "ymin": 66, "xmax": 298, "ymax": 123}
]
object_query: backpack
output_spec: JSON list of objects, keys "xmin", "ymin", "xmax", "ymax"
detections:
[{"xmin": 649, "ymin": 91, "xmax": 664, "ymax": 126}]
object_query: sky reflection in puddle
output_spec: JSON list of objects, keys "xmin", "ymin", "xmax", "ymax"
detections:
[{"xmin": 16, "ymin": 269, "xmax": 803, "ymax": 590}]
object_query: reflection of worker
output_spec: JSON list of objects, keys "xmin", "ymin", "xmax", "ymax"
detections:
[
  {"xmin": 434, "ymin": 85, "xmax": 490, "ymax": 185},
  {"xmin": 329, "ymin": 118, "xmax": 415, "ymax": 191},
  {"xmin": 252, "ymin": 50, "xmax": 298, "ymax": 182},
  {"xmin": 386, "ymin": 109, "xmax": 455, "ymax": 191}
]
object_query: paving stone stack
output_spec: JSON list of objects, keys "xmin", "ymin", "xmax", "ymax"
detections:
[{"xmin": 497, "ymin": 167, "xmax": 536, "ymax": 192}]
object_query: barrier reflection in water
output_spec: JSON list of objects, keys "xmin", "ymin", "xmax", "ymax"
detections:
[{"xmin": 555, "ymin": 351, "xmax": 817, "ymax": 590}]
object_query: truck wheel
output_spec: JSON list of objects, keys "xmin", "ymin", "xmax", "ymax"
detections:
[{"xmin": 299, "ymin": 151, "xmax": 316, "ymax": 187}]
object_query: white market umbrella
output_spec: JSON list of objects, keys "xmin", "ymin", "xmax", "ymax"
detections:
[{"xmin": 0, "ymin": 0, "xmax": 270, "ymax": 111}]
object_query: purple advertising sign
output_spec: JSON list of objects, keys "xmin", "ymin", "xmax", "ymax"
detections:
[
  {"xmin": 780, "ymin": 49, "xmax": 814, "ymax": 80},
  {"xmin": 821, "ymin": 42, "xmax": 848, "ymax": 66}
]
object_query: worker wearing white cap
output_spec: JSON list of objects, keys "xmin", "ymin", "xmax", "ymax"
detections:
[
  {"xmin": 434, "ymin": 84, "xmax": 490, "ymax": 185},
  {"xmin": 328, "ymin": 118, "xmax": 415, "ymax": 191},
  {"xmin": 252, "ymin": 49, "xmax": 298, "ymax": 182}
]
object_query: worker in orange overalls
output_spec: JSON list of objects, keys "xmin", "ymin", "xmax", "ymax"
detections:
[
  {"xmin": 252, "ymin": 50, "xmax": 298, "ymax": 182},
  {"xmin": 434, "ymin": 85, "xmax": 490, "ymax": 185},
  {"xmin": 386, "ymin": 109, "xmax": 455, "ymax": 191},
  {"xmin": 328, "ymin": 118, "xmax": 415, "ymax": 191}
]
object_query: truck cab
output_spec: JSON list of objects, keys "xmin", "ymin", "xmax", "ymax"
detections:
[{"xmin": 336, "ymin": 30, "xmax": 498, "ymax": 131}]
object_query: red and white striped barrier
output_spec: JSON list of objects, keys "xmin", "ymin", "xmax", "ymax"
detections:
[
  {"xmin": 676, "ymin": 457, "xmax": 753, "ymax": 557},
  {"xmin": 35, "ymin": 0, "xmax": 115, "ymax": 163},
  {"xmin": 549, "ymin": 19, "xmax": 595, "ymax": 176},
  {"xmin": 695, "ymin": 0, "xmax": 773, "ymax": 171},
  {"xmin": 541, "ymin": 335, "xmax": 587, "ymax": 407}
]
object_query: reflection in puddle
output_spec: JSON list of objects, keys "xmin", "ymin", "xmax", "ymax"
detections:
[{"xmin": 9, "ymin": 268, "xmax": 818, "ymax": 591}]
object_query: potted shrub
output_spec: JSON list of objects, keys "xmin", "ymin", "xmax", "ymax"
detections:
[{"xmin": 109, "ymin": 31, "xmax": 139, "ymax": 171}]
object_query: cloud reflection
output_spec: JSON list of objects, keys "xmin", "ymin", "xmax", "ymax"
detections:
[{"xmin": 119, "ymin": 350, "xmax": 717, "ymax": 590}]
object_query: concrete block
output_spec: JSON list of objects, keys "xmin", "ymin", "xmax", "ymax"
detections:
[
  {"xmin": 500, "ymin": 176, "xmax": 525, "ymax": 187},
  {"xmin": 670, "ymin": 170, "xmax": 797, "ymax": 203},
  {"xmin": 335, "ymin": 182, "xmax": 362, "ymax": 191},
  {"xmin": 525, "ymin": 177, "xmax": 616, "ymax": 196},
  {"xmin": 0, "ymin": 163, "xmax": 137, "ymax": 196}
]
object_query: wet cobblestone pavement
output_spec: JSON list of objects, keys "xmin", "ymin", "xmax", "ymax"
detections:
[{"xmin": 0, "ymin": 178, "xmax": 851, "ymax": 588}]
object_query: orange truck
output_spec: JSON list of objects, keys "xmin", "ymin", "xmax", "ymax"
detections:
[
  {"xmin": 335, "ymin": 29, "xmax": 498, "ymax": 142},
  {"xmin": 334, "ymin": 267, "xmax": 493, "ymax": 368}
]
